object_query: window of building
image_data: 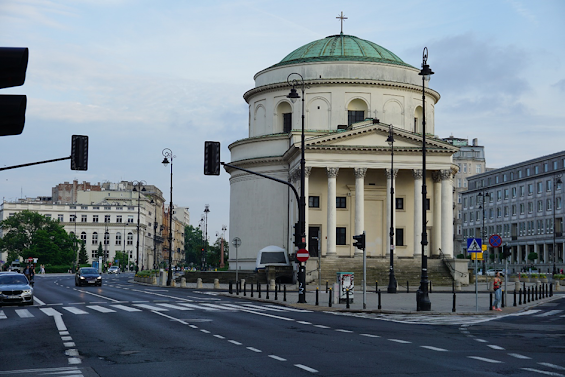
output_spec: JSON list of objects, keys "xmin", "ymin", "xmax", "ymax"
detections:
[
  {"xmin": 470, "ymin": 212, "xmax": 474, "ymax": 222},
  {"xmin": 91, "ymin": 250, "xmax": 97, "ymax": 258},
  {"xmin": 512, "ymin": 187, "xmax": 517, "ymax": 198},
  {"xmin": 80, "ymin": 214, "xmax": 86, "ymax": 222},
  {"xmin": 544, "ymin": 163, "xmax": 549, "ymax": 172},
  {"xmin": 476, "ymin": 165, "xmax": 482, "ymax": 174},
  {"xmin": 336, "ymin": 197, "xmax": 347, "ymax": 208},
  {"xmin": 497, "ymin": 208, "xmax": 501, "ymax": 218},
  {"xmin": 534, "ymin": 166, "xmax": 539, "ymax": 174},
  {"xmin": 395, "ymin": 198, "xmax": 404, "ymax": 210},
  {"xmin": 347, "ymin": 110, "xmax": 364, "ymax": 126},
  {"xmin": 457, "ymin": 178, "xmax": 461, "ymax": 188},
  {"xmin": 504, "ymin": 189, "xmax": 509, "ymax": 200},
  {"xmin": 489, "ymin": 208, "xmax": 494, "ymax": 219},
  {"xmin": 104, "ymin": 232, "xmax": 110, "ymax": 245},
  {"xmin": 537, "ymin": 182, "xmax": 543, "ymax": 194},
  {"xmin": 58, "ymin": 214, "xmax": 64, "ymax": 222},
  {"xmin": 283, "ymin": 113, "xmax": 292, "ymax": 133},
  {"xmin": 92, "ymin": 232, "xmax": 98, "ymax": 245},
  {"xmin": 520, "ymin": 203, "xmax": 525, "ymax": 215},
  {"xmin": 519, "ymin": 170, "xmax": 523, "ymax": 178},
  {"xmin": 547, "ymin": 180, "xmax": 552, "ymax": 192},
  {"xmin": 80, "ymin": 232, "xmax": 87, "ymax": 242},
  {"xmin": 504, "ymin": 206, "xmax": 509, "ymax": 217},
  {"xmin": 395, "ymin": 228, "xmax": 404, "ymax": 246},
  {"xmin": 557, "ymin": 197, "xmax": 562, "ymax": 210},
  {"xmin": 512, "ymin": 205, "xmax": 516, "ymax": 216},
  {"xmin": 127, "ymin": 232, "xmax": 133, "ymax": 245},
  {"xmin": 463, "ymin": 213, "xmax": 467, "ymax": 223},
  {"xmin": 93, "ymin": 215, "xmax": 99, "ymax": 223},
  {"xmin": 336, "ymin": 227, "xmax": 347, "ymax": 245},
  {"xmin": 116, "ymin": 232, "xmax": 122, "ymax": 246},
  {"xmin": 526, "ymin": 168, "xmax": 531, "ymax": 176},
  {"xmin": 537, "ymin": 200, "xmax": 543, "ymax": 212},
  {"xmin": 497, "ymin": 190, "xmax": 502, "ymax": 201},
  {"xmin": 463, "ymin": 197, "xmax": 467, "ymax": 208},
  {"xmin": 528, "ymin": 184, "xmax": 533, "ymax": 195},
  {"xmin": 554, "ymin": 161, "xmax": 558, "ymax": 170},
  {"xmin": 495, "ymin": 176, "xmax": 499, "ymax": 184},
  {"xmin": 81, "ymin": 206, "xmax": 88, "ymax": 210},
  {"xmin": 510, "ymin": 172, "xmax": 514, "ymax": 180},
  {"xmin": 503, "ymin": 174, "xmax": 507, "ymax": 182},
  {"xmin": 463, "ymin": 164, "xmax": 467, "ymax": 173},
  {"xmin": 309, "ymin": 196, "xmax": 320, "ymax": 208},
  {"xmin": 128, "ymin": 215, "xmax": 134, "ymax": 223},
  {"xmin": 70, "ymin": 215, "xmax": 76, "ymax": 222},
  {"xmin": 116, "ymin": 215, "xmax": 122, "ymax": 223},
  {"xmin": 425, "ymin": 198, "xmax": 430, "ymax": 211},
  {"xmin": 528, "ymin": 202, "xmax": 533, "ymax": 213},
  {"xmin": 104, "ymin": 215, "xmax": 111, "ymax": 223},
  {"xmin": 547, "ymin": 199, "xmax": 552, "ymax": 211},
  {"xmin": 520, "ymin": 186, "xmax": 525, "ymax": 197}
]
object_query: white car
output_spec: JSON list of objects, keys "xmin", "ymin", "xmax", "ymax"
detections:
[
  {"xmin": 486, "ymin": 269, "xmax": 505, "ymax": 277},
  {"xmin": 108, "ymin": 266, "xmax": 120, "ymax": 274}
]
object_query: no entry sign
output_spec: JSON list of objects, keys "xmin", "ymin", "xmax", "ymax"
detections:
[{"xmin": 296, "ymin": 249, "xmax": 309, "ymax": 262}]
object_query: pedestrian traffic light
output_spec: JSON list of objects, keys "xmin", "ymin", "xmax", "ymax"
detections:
[
  {"xmin": 0, "ymin": 47, "xmax": 28, "ymax": 136},
  {"xmin": 71, "ymin": 135, "xmax": 89, "ymax": 171},
  {"xmin": 353, "ymin": 232, "xmax": 365, "ymax": 250},
  {"xmin": 502, "ymin": 245, "xmax": 511, "ymax": 259},
  {"xmin": 204, "ymin": 141, "xmax": 221, "ymax": 175}
]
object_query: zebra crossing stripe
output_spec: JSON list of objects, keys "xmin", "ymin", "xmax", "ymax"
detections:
[
  {"xmin": 177, "ymin": 302, "xmax": 218, "ymax": 310},
  {"xmin": 87, "ymin": 305, "xmax": 116, "ymax": 313},
  {"xmin": 62, "ymin": 307, "xmax": 89, "ymax": 315},
  {"xmin": 110, "ymin": 304, "xmax": 142, "ymax": 312},
  {"xmin": 535, "ymin": 310, "xmax": 563, "ymax": 317},
  {"xmin": 156, "ymin": 303, "xmax": 194, "ymax": 310},
  {"xmin": 0, "ymin": 310, "xmax": 6, "ymax": 319},
  {"xmin": 511, "ymin": 309, "xmax": 541, "ymax": 316},
  {"xmin": 40, "ymin": 308, "xmax": 63, "ymax": 316},
  {"xmin": 132, "ymin": 304, "xmax": 168, "ymax": 311},
  {"xmin": 15, "ymin": 309, "xmax": 34, "ymax": 318}
]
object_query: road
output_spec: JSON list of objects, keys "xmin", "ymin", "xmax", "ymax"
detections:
[{"xmin": 0, "ymin": 273, "xmax": 563, "ymax": 376}]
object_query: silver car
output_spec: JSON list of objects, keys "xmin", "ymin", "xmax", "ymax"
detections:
[
  {"xmin": 108, "ymin": 266, "xmax": 120, "ymax": 274},
  {"xmin": 0, "ymin": 272, "xmax": 34, "ymax": 306}
]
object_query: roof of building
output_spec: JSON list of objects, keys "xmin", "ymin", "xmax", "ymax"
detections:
[{"xmin": 270, "ymin": 33, "xmax": 413, "ymax": 69}]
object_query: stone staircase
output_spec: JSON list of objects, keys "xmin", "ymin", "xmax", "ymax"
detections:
[{"xmin": 307, "ymin": 257, "xmax": 454, "ymax": 287}]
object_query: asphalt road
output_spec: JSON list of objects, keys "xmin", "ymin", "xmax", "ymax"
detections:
[{"xmin": 0, "ymin": 273, "xmax": 563, "ymax": 376}]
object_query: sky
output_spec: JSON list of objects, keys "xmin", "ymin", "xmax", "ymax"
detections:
[{"xmin": 1, "ymin": 0, "xmax": 564, "ymax": 243}]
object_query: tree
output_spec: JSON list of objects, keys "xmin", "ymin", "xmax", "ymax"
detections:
[
  {"xmin": 184, "ymin": 225, "xmax": 205, "ymax": 265},
  {"xmin": 114, "ymin": 250, "xmax": 129, "ymax": 270},
  {"xmin": 0, "ymin": 210, "xmax": 75, "ymax": 265},
  {"xmin": 78, "ymin": 241, "xmax": 89, "ymax": 265}
]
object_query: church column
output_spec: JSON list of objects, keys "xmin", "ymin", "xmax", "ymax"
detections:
[
  {"xmin": 354, "ymin": 168, "xmax": 367, "ymax": 256},
  {"xmin": 432, "ymin": 172, "xmax": 442, "ymax": 257},
  {"xmin": 326, "ymin": 167, "xmax": 339, "ymax": 256},
  {"xmin": 440, "ymin": 169, "xmax": 454, "ymax": 258},
  {"xmin": 413, "ymin": 169, "xmax": 423, "ymax": 257},
  {"xmin": 305, "ymin": 167, "xmax": 312, "ymax": 246},
  {"xmin": 386, "ymin": 168, "xmax": 398, "ymax": 256}
]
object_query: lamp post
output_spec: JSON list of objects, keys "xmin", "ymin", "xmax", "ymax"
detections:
[
  {"xmin": 386, "ymin": 124, "xmax": 397, "ymax": 293},
  {"xmin": 553, "ymin": 174, "xmax": 562, "ymax": 275},
  {"xmin": 132, "ymin": 180, "xmax": 146, "ymax": 273},
  {"xmin": 287, "ymin": 72, "xmax": 307, "ymax": 304},
  {"xmin": 220, "ymin": 225, "xmax": 227, "ymax": 269},
  {"xmin": 416, "ymin": 47, "xmax": 434, "ymax": 311},
  {"xmin": 151, "ymin": 199, "xmax": 158, "ymax": 270},
  {"xmin": 478, "ymin": 191, "xmax": 491, "ymax": 269},
  {"xmin": 203, "ymin": 205, "xmax": 210, "ymax": 271},
  {"xmin": 162, "ymin": 148, "xmax": 175, "ymax": 286}
]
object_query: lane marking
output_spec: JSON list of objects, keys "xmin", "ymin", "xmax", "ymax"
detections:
[
  {"xmin": 295, "ymin": 364, "xmax": 318, "ymax": 373},
  {"xmin": 420, "ymin": 346, "xmax": 448, "ymax": 352},
  {"xmin": 214, "ymin": 335, "xmax": 225, "ymax": 339},
  {"xmin": 61, "ymin": 336, "xmax": 73, "ymax": 341},
  {"xmin": 314, "ymin": 325, "xmax": 330, "ymax": 329},
  {"xmin": 177, "ymin": 303, "xmax": 217, "ymax": 311},
  {"xmin": 535, "ymin": 310, "xmax": 563, "ymax": 317},
  {"xmin": 15, "ymin": 309, "xmax": 34, "ymax": 318},
  {"xmin": 200, "ymin": 329, "xmax": 210, "ymax": 334},
  {"xmin": 87, "ymin": 305, "xmax": 116, "ymax": 313},
  {"xmin": 508, "ymin": 353, "xmax": 531, "ymax": 359},
  {"xmin": 297, "ymin": 321, "xmax": 312, "ymax": 325},
  {"xmin": 474, "ymin": 339, "xmax": 488, "ymax": 343},
  {"xmin": 73, "ymin": 290, "xmax": 120, "ymax": 302},
  {"xmin": 110, "ymin": 304, "xmax": 142, "ymax": 312},
  {"xmin": 388, "ymin": 339, "xmax": 411, "ymax": 344},
  {"xmin": 521, "ymin": 368, "xmax": 564, "ymax": 376},
  {"xmin": 40, "ymin": 308, "xmax": 63, "ymax": 317},
  {"xmin": 487, "ymin": 345, "xmax": 505, "ymax": 350},
  {"xmin": 269, "ymin": 355, "xmax": 286, "ymax": 361},
  {"xmin": 62, "ymin": 307, "xmax": 89, "ymax": 315},
  {"xmin": 228, "ymin": 340, "xmax": 242, "ymax": 345},
  {"xmin": 0, "ymin": 311, "xmax": 6, "ymax": 319},
  {"xmin": 156, "ymin": 303, "xmax": 195, "ymax": 310},
  {"xmin": 360, "ymin": 334, "xmax": 380, "ymax": 338},
  {"xmin": 34, "ymin": 297, "xmax": 46, "ymax": 305},
  {"xmin": 510, "ymin": 309, "xmax": 541, "ymax": 316},
  {"xmin": 467, "ymin": 356, "xmax": 503, "ymax": 363},
  {"xmin": 133, "ymin": 304, "xmax": 168, "ymax": 311},
  {"xmin": 247, "ymin": 347, "xmax": 262, "ymax": 353},
  {"xmin": 539, "ymin": 363, "xmax": 565, "ymax": 371},
  {"xmin": 264, "ymin": 305, "xmax": 312, "ymax": 313},
  {"xmin": 335, "ymin": 329, "xmax": 353, "ymax": 333}
]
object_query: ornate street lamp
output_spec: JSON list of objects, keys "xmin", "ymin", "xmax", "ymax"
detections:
[
  {"xmin": 553, "ymin": 174, "xmax": 562, "ymax": 275},
  {"xmin": 386, "ymin": 124, "xmax": 397, "ymax": 293},
  {"xmin": 203, "ymin": 204, "xmax": 210, "ymax": 271},
  {"xmin": 132, "ymin": 180, "xmax": 146, "ymax": 272},
  {"xmin": 416, "ymin": 47, "xmax": 434, "ymax": 311},
  {"xmin": 287, "ymin": 72, "xmax": 308, "ymax": 304},
  {"xmin": 162, "ymin": 148, "xmax": 175, "ymax": 286}
]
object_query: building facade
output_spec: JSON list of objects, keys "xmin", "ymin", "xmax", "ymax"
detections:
[
  {"xmin": 461, "ymin": 151, "xmax": 565, "ymax": 272},
  {"xmin": 227, "ymin": 32, "xmax": 458, "ymax": 270}
]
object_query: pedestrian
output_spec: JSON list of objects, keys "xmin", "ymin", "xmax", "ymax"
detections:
[
  {"xmin": 23, "ymin": 265, "xmax": 31, "ymax": 281},
  {"xmin": 492, "ymin": 272, "xmax": 502, "ymax": 311},
  {"xmin": 40, "ymin": 264, "xmax": 45, "ymax": 274}
]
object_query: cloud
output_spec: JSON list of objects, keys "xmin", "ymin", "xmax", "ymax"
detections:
[{"xmin": 552, "ymin": 79, "xmax": 565, "ymax": 92}]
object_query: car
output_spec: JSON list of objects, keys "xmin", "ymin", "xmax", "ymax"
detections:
[
  {"xmin": 108, "ymin": 266, "xmax": 120, "ymax": 274},
  {"xmin": 75, "ymin": 267, "xmax": 102, "ymax": 286},
  {"xmin": 486, "ymin": 269, "xmax": 505, "ymax": 277},
  {"xmin": 8, "ymin": 261, "xmax": 21, "ymax": 273},
  {"xmin": 0, "ymin": 272, "xmax": 33, "ymax": 306}
]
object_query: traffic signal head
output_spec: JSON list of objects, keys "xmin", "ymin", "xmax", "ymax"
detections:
[
  {"xmin": 71, "ymin": 135, "xmax": 89, "ymax": 171},
  {"xmin": 502, "ymin": 246, "xmax": 511, "ymax": 259},
  {"xmin": 293, "ymin": 221, "xmax": 306, "ymax": 248},
  {"xmin": 0, "ymin": 47, "xmax": 28, "ymax": 137},
  {"xmin": 204, "ymin": 141, "xmax": 221, "ymax": 175},
  {"xmin": 353, "ymin": 232, "xmax": 365, "ymax": 250}
]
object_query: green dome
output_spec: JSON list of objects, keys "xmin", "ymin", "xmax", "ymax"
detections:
[{"xmin": 271, "ymin": 33, "xmax": 413, "ymax": 69}]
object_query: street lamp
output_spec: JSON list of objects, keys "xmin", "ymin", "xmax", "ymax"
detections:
[
  {"xmin": 416, "ymin": 47, "xmax": 434, "ymax": 311},
  {"xmin": 287, "ymin": 72, "xmax": 307, "ymax": 304},
  {"xmin": 132, "ymin": 180, "xmax": 146, "ymax": 273},
  {"xmin": 386, "ymin": 124, "xmax": 397, "ymax": 293},
  {"xmin": 220, "ymin": 225, "xmax": 227, "ymax": 269},
  {"xmin": 151, "ymin": 199, "xmax": 158, "ymax": 270},
  {"xmin": 162, "ymin": 148, "xmax": 175, "ymax": 286},
  {"xmin": 478, "ymin": 191, "xmax": 491, "ymax": 269},
  {"xmin": 553, "ymin": 174, "xmax": 562, "ymax": 275},
  {"xmin": 203, "ymin": 204, "xmax": 210, "ymax": 271}
]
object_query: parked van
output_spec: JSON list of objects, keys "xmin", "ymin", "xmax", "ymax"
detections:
[
  {"xmin": 255, "ymin": 245, "xmax": 294, "ymax": 283},
  {"xmin": 8, "ymin": 261, "xmax": 21, "ymax": 273}
]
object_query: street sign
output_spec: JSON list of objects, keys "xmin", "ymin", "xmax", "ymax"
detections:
[
  {"xmin": 489, "ymin": 234, "xmax": 502, "ymax": 248},
  {"xmin": 471, "ymin": 252, "xmax": 483, "ymax": 260},
  {"xmin": 231, "ymin": 237, "xmax": 241, "ymax": 248},
  {"xmin": 296, "ymin": 248, "xmax": 309, "ymax": 262},
  {"xmin": 467, "ymin": 237, "xmax": 482, "ymax": 252}
]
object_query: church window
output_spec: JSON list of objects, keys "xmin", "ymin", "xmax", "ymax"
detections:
[
  {"xmin": 336, "ymin": 227, "xmax": 347, "ymax": 245},
  {"xmin": 283, "ymin": 113, "xmax": 292, "ymax": 133},
  {"xmin": 347, "ymin": 111, "xmax": 364, "ymax": 126},
  {"xmin": 309, "ymin": 196, "xmax": 320, "ymax": 208},
  {"xmin": 395, "ymin": 198, "xmax": 404, "ymax": 210},
  {"xmin": 336, "ymin": 197, "xmax": 347, "ymax": 208},
  {"xmin": 395, "ymin": 228, "xmax": 404, "ymax": 246}
]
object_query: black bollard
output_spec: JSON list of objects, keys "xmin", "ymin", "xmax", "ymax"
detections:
[
  {"xmin": 489, "ymin": 292, "xmax": 493, "ymax": 310},
  {"xmin": 376, "ymin": 281, "xmax": 378, "ymax": 293},
  {"xmin": 258, "ymin": 282, "xmax": 261, "ymax": 298},
  {"xmin": 535, "ymin": 285, "xmax": 537, "ymax": 301},
  {"xmin": 513, "ymin": 290, "xmax": 517, "ymax": 307},
  {"xmin": 243, "ymin": 282, "xmax": 247, "ymax": 296},
  {"xmin": 452, "ymin": 292, "xmax": 456, "ymax": 313},
  {"xmin": 527, "ymin": 287, "xmax": 530, "ymax": 303},
  {"xmin": 519, "ymin": 289, "xmax": 522, "ymax": 305},
  {"xmin": 326, "ymin": 281, "xmax": 329, "ymax": 293},
  {"xmin": 284, "ymin": 284, "xmax": 287, "ymax": 302},
  {"xmin": 502, "ymin": 291, "xmax": 505, "ymax": 308},
  {"xmin": 429, "ymin": 281, "xmax": 432, "ymax": 293},
  {"xmin": 452, "ymin": 281, "xmax": 455, "ymax": 294},
  {"xmin": 329, "ymin": 287, "xmax": 332, "ymax": 307},
  {"xmin": 316, "ymin": 287, "xmax": 319, "ymax": 306},
  {"xmin": 266, "ymin": 284, "xmax": 270, "ymax": 300},
  {"xmin": 407, "ymin": 281, "xmax": 410, "ymax": 293},
  {"xmin": 550, "ymin": 282, "xmax": 553, "ymax": 297},
  {"xmin": 274, "ymin": 285, "xmax": 278, "ymax": 300},
  {"xmin": 229, "ymin": 281, "xmax": 233, "ymax": 294},
  {"xmin": 378, "ymin": 289, "xmax": 382, "ymax": 310},
  {"xmin": 250, "ymin": 283, "xmax": 254, "ymax": 298},
  {"xmin": 236, "ymin": 280, "xmax": 239, "ymax": 295},
  {"xmin": 346, "ymin": 289, "xmax": 350, "ymax": 309}
]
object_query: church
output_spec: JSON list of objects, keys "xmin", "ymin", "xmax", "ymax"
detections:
[{"xmin": 226, "ymin": 21, "xmax": 459, "ymax": 279}]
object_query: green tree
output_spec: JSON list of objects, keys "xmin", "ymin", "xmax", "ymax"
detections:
[
  {"xmin": 114, "ymin": 250, "xmax": 129, "ymax": 270},
  {"xmin": 0, "ymin": 210, "xmax": 75, "ymax": 265},
  {"xmin": 78, "ymin": 241, "xmax": 89, "ymax": 265},
  {"xmin": 184, "ymin": 225, "xmax": 205, "ymax": 265}
]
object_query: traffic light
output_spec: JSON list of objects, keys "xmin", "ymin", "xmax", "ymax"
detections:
[
  {"xmin": 502, "ymin": 245, "xmax": 511, "ymax": 259},
  {"xmin": 71, "ymin": 135, "xmax": 89, "ymax": 171},
  {"xmin": 353, "ymin": 232, "xmax": 366, "ymax": 250},
  {"xmin": 204, "ymin": 141, "xmax": 221, "ymax": 175},
  {"xmin": 0, "ymin": 47, "xmax": 28, "ymax": 136},
  {"xmin": 293, "ymin": 221, "xmax": 305, "ymax": 248}
]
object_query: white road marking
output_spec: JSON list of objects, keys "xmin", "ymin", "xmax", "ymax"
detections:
[
  {"xmin": 15, "ymin": 309, "xmax": 34, "ymax": 318},
  {"xmin": 40, "ymin": 307, "xmax": 63, "ymax": 317},
  {"xmin": 474, "ymin": 339, "xmax": 488, "ymax": 343},
  {"xmin": 360, "ymin": 334, "xmax": 380, "ymax": 338},
  {"xmin": 247, "ymin": 347, "xmax": 262, "ymax": 353},
  {"xmin": 539, "ymin": 363, "xmax": 565, "ymax": 371},
  {"xmin": 200, "ymin": 329, "xmax": 210, "ymax": 333},
  {"xmin": 508, "ymin": 353, "xmax": 531, "ymax": 359},
  {"xmin": 61, "ymin": 336, "xmax": 73, "ymax": 341},
  {"xmin": 67, "ymin": 357, "xmax": 81, "ymax": 365},
  {"xmin": 133, "ymin": 304, "xmax": 168, "ymax": 311},
  {"xmin": 467, "ymin": 356, "xmax": 503, "ymax": 363},
  {"xmin": 297, "ymin": 321, "xmax": 312, "ymax": 325},
  {"xmin": 314, "ymin": 325, "xmax": 330, "ymax": 329},
  {"xmin": 295, "ymin": 364, "xmax": 318, "ymax": 373},
  {"xmin": 0, "ymin": 311, "xmax": 6, "ymax": 319},
  {"xmin": 265, "ymin": 305, "xmax": 312, "ymax": 313},
  {"xmin": 269, "ymin": 355, "xmax": 286, "ymax": 361},
  {"xmin": 189, "ymin": 325, "xmax": 198, "ymax": 329},
  {"xmin": 214, "ymin": 335, "xmax": 225, "ymax": 339},
  {"xmin": 535, "ymin": 310, "xmax": 564, "ymax": 317},
  {"xmin": 510, "ymin": 309, "xmax": 541, "ymax": 316},
  {"xmin": 62, "ymin": 307, "xmax": 88, "ymax": 315},
  {"xmin": 74, "ymin": 290, "xmax": 120, "ymax": 302},
  {"xmin": 65, "ymin": 349, "xmax": 79, "ymax": 356},
  {"xmin": 34, "ymin": 297, "xmax": 46, "ymax": 305},
  {"xmin": 388, "ymin": 339, "xmax": 411, "ymax": 344},
  {"xmin": 177, "ymin": 303, "xmax": 216, "ymax": 311},
  {"xmin": 335, "ymin": 329, "xmax": 353, "ymax": 333},
  {"xmin": 521, "ymin": 368, "xmax": 564, "ymax": 376},
  {"xmin": 228, "ymin": 340, "xmax": 242, "ymax": 345},
  {"xmin": 487, "ymin": 345, "xmax": 505, "ymax": 350},
  {"xmin": 63, "ymin": 342, "xmax": 75, "ymax": 347},
  {"xmin": 87, "ymin": 305, "xmax": 116, "ymax": 313},
  {"xmin": 156, "ymin": 303, "xmax": 194, "ymax": 310},
  {"xmin": 420, "ymin": 346, "xmax": 448, "ymax": 352},
  {"xmin": 110, "ymin": 304, "xmax": 141, "ymax": 312}
]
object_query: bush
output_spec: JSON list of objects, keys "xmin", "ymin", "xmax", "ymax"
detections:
[
  {"xmin": 530, "ymin": 273, "xmax": 539, "ymax": 278},
  {"xmin": 45, "ymin": 264, "xmax": 75, "ymax": 273}
]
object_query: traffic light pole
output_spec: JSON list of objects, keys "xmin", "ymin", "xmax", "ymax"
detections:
[{"xmin": 0, "ymin": 156, "xmax": 71, "ymax": 171}]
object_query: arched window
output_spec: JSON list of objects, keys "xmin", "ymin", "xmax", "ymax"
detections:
[
  {"xmin": 276, "ymin": 101, "xmax": 292, "ymax": 133},
  {"xmin": 92, "ymin": 232, "xmax": 98, "ymax": 245},
  {"xmin": 414, "ymin": 106, "xmax": 423, "ymax": 133},
  {"xmin": 80, "ymin": 232, "xmax": 87, "ymax": 242},
  {"xmin": 347, "ymin": 99, "xmax": 368, "ymax": 126},
  {"xmin": 104, "ymin": 231, "xmax": 110, "ymax": 245},
  {"xmin": 127, "ymin": 232, "xmax": 134, "ymax": 246},
  {"xmin": 116, "ymin": 232, "xmax": 122, "ymax": 246}
]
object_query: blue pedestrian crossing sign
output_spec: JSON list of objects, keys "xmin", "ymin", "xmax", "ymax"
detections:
[{"xmin": 467, "ymin": 238, "xmax": 482, "ymax": 252}]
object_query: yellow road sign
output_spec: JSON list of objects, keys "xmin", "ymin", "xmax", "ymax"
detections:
[{"xmin": 471, "ymin": 252, "xmax": 483, "ymax": 260}]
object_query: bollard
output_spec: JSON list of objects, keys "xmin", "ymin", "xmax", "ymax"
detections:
[
  {"xmin": 452, "ymin": 281, "xmax": 455, "ymax": 294},
  {"xmin": 329, "ymin": 287, "xmax": 332, "ymax": 307},
  {"xmin": 535, "ymin": 285, "xmax": 538, "ymax": 301},
  {"xmin": 513, "ymin": 290, "xmax": 517, "ymax": 307},
  {"xmin": 519, "ymin": 289, "xmax": 522, "ymax": 305},
  {"xmin": 429, "ymin": 281, "xmax": 432, "ymax": 293},
  {"xmin": 316, "ymin": 287, "xmax": 319, "ymax": 306},
  {"xmin": 527, "ymin": 287, "xmax": 531, "ymax": 303},
  {"xmin": 378, "ymin": 289, "xmax": 382, "ymax": 310},
  {"xmin": 489, "ymin": 292, "xmax": 493, "ymax": 310},
  {"xmin": 452, "ymin": 292, "xmax": 456, "ymax": 313},
  {"xmin": 250, "ymin": 283, "xmax": 254, "ymax": 297},
  {"xmin": 229, "ymin": 281, "xmax": 233, "ymax": 294},
  {"xmin": 236, "ymin": 280, "xmax": 239, "ymax": 295},
  {"xmin": 258, "ymin": 282, "xmax": 261, "ymax": 298},
  {"xmin": 213, "ymin": 278, "xmax": 220, "ymax": 289},
  {"xmin": 266, "ymin": 284, "xmax": 270, "ymax": 300},
  {"xmin": 275, "ymin": 285, "xmax": 278, "ymax": 301},
  {"xmin": 284, "ymin": 285, "xmax": 287, "ymax": 302},
  {"xmin": 346, "ymin": 289, "xmax": 350, "ymax": 309},
  {"xmin": 326, "ymin": 281, "xmax": 329, "ymax": 293},
  {"xmin": 502, "ymin": 290, "xmax": 505, "ymax": 308},
  {"xmin": 244, "ymin": 282, "xmax": 247, "ymax": 296},
  {"xmin": 550, "ymin": 282, "xmax": 553, "ymax": 297},
  {"xmin": 407, "ymin": 281, "xmax": 410, "ymax": 293},
  {"xmin": 196, "ymin": 278, "xmax": 203, "ymax": 289}
]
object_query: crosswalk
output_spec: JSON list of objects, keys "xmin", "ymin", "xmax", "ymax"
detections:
[{"xmin": 0, "ymin": 301, "xmax": 311, "ymax": 320}]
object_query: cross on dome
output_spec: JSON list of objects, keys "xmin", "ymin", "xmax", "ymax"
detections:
[{"xmin": 336, "ymin": 11, "xmax": 347, "ymax": 33}]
